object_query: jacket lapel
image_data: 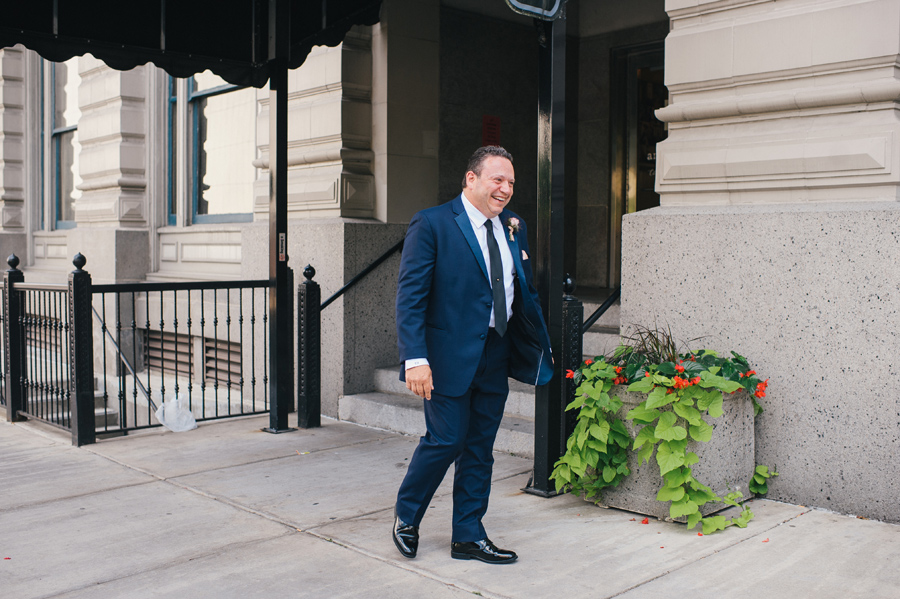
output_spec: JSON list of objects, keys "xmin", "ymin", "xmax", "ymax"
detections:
[{"xmin": 453, "ymin": 196, "xmax": 489, "ymax": 283}]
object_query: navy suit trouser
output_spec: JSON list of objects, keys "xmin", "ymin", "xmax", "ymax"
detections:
[{"xmin": 396, "ymin": 329, "xmax": 510, "ymax": 543}]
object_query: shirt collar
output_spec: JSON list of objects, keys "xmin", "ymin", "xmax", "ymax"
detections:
[{"xmin": 461, "ymin": 192, "xmax": 497, "ymax": 229}]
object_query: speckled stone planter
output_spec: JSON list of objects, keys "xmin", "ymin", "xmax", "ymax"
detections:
[{"xmin": 591, "ymin": 386, "xmax": 755, "ymax": 521}]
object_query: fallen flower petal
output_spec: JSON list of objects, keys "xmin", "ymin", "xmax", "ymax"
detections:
[
  {"xmin": 762, "ymin": 538, "xmax": 769, "ymax": 543},
  {"xmin": 697, "ymin": 533, "xmax": 703, "ymax": 536},
  {"xmin": 641, "ymin": 518, "xmax": 649, "ymax": 524}
]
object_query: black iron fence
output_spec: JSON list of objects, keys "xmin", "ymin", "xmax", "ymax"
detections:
[
  {"xmin": 3, "ymin": 254, "xmax": 277, "ymax": 445},
  {"xmin": 19, "ymin": 284, "xmax": 72, "ymax": 430},
  {"xmin": 92, "ymin": 278, "xmax": 271, "ymax": 435}
]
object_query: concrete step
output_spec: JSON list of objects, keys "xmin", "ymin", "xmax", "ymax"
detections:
[
  {"xmin": 339, "ymin": 391, "xmax": 535, "ymax": 458},
  {"xmin": 373, "ymin": 366, "xmax": 536, "ymax": 420}
]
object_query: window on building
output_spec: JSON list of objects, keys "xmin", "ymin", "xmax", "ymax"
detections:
[
  {"xmin": 51, "ymin": 57, "xmax": 82, "ymax": 229},
  {"xmin": 189, "ymin": 72, "xmax": 257, "ymax": 223}
]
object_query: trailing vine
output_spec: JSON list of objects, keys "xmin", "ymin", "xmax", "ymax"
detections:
[{"xmin": 551, "ymin": 329, "xmax": 772, "ymax": 535}]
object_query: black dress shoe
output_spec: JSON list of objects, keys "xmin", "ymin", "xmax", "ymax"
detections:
[
  {"xmin": 392, "ymin": 514, "xmax": 419, "ymax": 559},
  {"xmin": 450, "ymin": 539, "xmax": 517, "ymax": 564}
]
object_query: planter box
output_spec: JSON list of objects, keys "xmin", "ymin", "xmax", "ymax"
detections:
[{"xmin": 592, "ymin": 387, "xmax": 755, "ymax": 521}]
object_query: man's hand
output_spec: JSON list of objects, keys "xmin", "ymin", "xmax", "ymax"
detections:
[{"xmin": 406, "ymin": 365, "xmax": 434, "ymax": 400}]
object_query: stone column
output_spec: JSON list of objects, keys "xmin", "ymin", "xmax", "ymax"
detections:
[
  {"xmin": 68, "ymin": 57, "xmax": 148, "ymax": 283},
  {"xmin": 0, "ymin": 47, "xmax": 27, "ymax": 260},
  {"xmin": 621, "ymin": 0, "xmax": 900, "ymax": 523},
  {"xmin": 372, "ymin": 0, "xmax": 440, "ymax": 223},
  {"xmin": 254, "ymin": 27, "xmax": 375, "ymax": 219}
]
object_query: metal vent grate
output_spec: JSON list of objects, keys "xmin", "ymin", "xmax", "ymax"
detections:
[
  {"xmin": 204, "ymin": 338, "xmax": 241, "ymax": 385},
  {"xmin": 146, "ymin": 330, "xmax": 193, "ymax": 377}
]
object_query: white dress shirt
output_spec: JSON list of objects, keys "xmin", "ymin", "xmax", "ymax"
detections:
[{"xmin": 405, "ymin": 193, "xmax": 516, "ymax": 371}]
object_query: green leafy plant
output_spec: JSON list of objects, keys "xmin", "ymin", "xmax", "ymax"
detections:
[
  {"xmin": 551, "ymin": 327, "xmax": 772, "ymax": 534},
  {"xmin": 749, "ymin": 464, "xmax": 778, "ymax": 495},
  {"xmin": 550, "ymin": 360, "xmax": 632, "ymax": 498}
]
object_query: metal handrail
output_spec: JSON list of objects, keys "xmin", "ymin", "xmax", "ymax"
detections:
[
  {"xmin": 91, "ymin": 305, "xmax": 157, "ymax": 411},
  {"xmin": 320, "ymin": 238, "xmax": 404, "ymax": 310},
  {"xmin": 581, "ymin": 287, "xmax": 621, "ymax": 334}
]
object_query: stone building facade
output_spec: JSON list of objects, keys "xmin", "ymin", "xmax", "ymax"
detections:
[{"xmin": 1, "ymin": 0, "xmax": 897, "ymax": 522}]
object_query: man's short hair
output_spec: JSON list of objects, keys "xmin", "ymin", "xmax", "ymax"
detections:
[{"xmin": 462, "ymin": 146, "xmax": 514, "ymax": 188}]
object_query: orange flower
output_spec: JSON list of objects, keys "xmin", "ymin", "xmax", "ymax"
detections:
[
  {"xmin": 565, "ymin": 369, "xmax": 575, "ymax": 379},
  {"xmin": 644, "ymin": 371, "xmax": 651, "ymax": 377},
  {"xmin": 675, "ymin": 364, "xmax": 685, "ymax": 373},
  {"xmin": 746, "ymin": 370, "xmax": 757, "ymax": 377},
  {"xmin": 615, "ymin": 366, "xmax": 623, "ymax": 374},
  {"xmin": 672, "ymin": 376, "xmax": 692, "ymax": 390},
  {"xmin": 584, "ymin": 359, "xmax": 593, "ymax": 366},
  {"xmin": 691, "ymin": 377, "xmax": 701, "ymax": 385}
]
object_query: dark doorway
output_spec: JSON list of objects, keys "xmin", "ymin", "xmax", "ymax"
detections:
[{"xmin": 609, "ymin": 41, "xmax": 667, "ymax": 287}]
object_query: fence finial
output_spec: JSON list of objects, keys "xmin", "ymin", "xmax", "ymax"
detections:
[
  {"xmin": 563, "ymin": 273, "xmax": 576, "ymax": 299},
  {"xmin": 7, "ymin": 254, "xmax": 20, "ymax": 271},
  {"xmin": 72, "ymin": 253, "xmax": 87, "ymax": 272},
  {"xmin": 303, "ymin": 264, "xmax": 316, "ymax": 281}
]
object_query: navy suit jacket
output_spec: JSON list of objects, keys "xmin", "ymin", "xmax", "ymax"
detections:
[{"xmin": 396, "ymin": 195, "xmax": 553, "ymax": 398}]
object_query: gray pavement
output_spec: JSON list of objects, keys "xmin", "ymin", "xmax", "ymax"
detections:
[{"xmin": 1, "ymin": 415, "xmax": 897, "ymax": 599}]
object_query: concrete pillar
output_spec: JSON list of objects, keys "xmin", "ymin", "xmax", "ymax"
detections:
[
  {"xmin": 0, "ymin": 47, "xmax": 27, "ymax": 260},
  {"xmin": 622, "ymin": 0, "xmax": 900, "ymax": 522},
  {"xmin": 372, "ymin": 0, "xmax": 440, "ymax": 223},
  {"xmin": 254, "ymin": 27, "xmax": 375, "ymax": 219}
]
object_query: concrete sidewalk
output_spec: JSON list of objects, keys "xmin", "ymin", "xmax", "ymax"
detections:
[{"xmin": 1, "ymin": 415, "xmax": 897, "ymax": 599}]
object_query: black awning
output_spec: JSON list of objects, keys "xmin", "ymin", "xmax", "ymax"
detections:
[{"xmin": 0, "ymin": 0, "xmax": 382, "ymax": 87}]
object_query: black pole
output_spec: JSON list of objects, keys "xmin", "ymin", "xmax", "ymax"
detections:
[
  {"xmin": 4, "ymin": 255, "xmax": 25, "ymax": 423},
  {"xmin": 263, "ymin": 0, "xmax": 295, "ymax": 434},
  {"xmin": 68, "ymin": 253, "xmax": 96, "ymax": 446},
  {"xmin": 528, "ymin": 16, "xmax": 567, "ymax": 497},
  {"xmin": 297, "ymin": 265, "xmax": 321, "ymax": 428}
]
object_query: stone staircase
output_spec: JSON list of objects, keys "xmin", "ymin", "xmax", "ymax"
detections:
[{"xmin": 339, "ymin": 293, "xmax": 621, "ymax": 458}]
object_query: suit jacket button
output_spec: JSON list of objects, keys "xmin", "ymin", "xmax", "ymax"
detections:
[{"xmin": 480, "ymin": 333, "xmax": 486, "ymax": 340}]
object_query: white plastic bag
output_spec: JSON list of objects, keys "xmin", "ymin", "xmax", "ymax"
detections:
[{"xmin": 154, "ymin": 394, "xmax": 198, "ymax": 432}]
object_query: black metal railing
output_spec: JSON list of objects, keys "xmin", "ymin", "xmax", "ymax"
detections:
[
  {"xmin": 18, "ymin": 284, "xmax": 72, "ymax": 431},
  {"xmin": 3, "ymin": 253, "xmax": 279, "ymax": 445},
  {"xmin": 92, "ymin": 278, "xmax": 271, "ymax": 434},
  {"xmin": 320, "ymin": 238, "xmax": 403, "ymax": 310},
  {"xmin": 582, "ymin": 286, "xmax": 621, "ymax": 334}
]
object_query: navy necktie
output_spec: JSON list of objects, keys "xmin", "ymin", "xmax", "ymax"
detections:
[{"xmin": 484, "ymin": 220, "xmax": 507, "ymax": 337}]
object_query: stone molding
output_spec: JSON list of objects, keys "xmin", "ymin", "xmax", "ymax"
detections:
[
  {"xmin": 74, "ymin": 60, "xmax": 148, "ymax": 226},
  {"xmin": 253, "ymin": 29, "xmax": 374, "ymax": 219},
  {"xmin": 0, "ymin": 46, "xmax": 25, "ymax": 229},
  {"xmin": 657, "ymin": 0, "xmax": 900, "ymax": 203}
]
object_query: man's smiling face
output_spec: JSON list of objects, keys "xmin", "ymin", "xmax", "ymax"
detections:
[{"xmin": 465, "ymin": 155, "xmax": 515, "ymax": 219}]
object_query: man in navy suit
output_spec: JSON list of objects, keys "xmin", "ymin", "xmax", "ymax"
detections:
[{"xmin": 392, "ymin": 146, "xmax": 552, "ymax": 564}]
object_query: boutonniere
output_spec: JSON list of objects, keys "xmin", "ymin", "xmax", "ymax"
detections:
[{"xmin": 506, "ymin": 217, "xmax": 520, "ymax": 242}]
